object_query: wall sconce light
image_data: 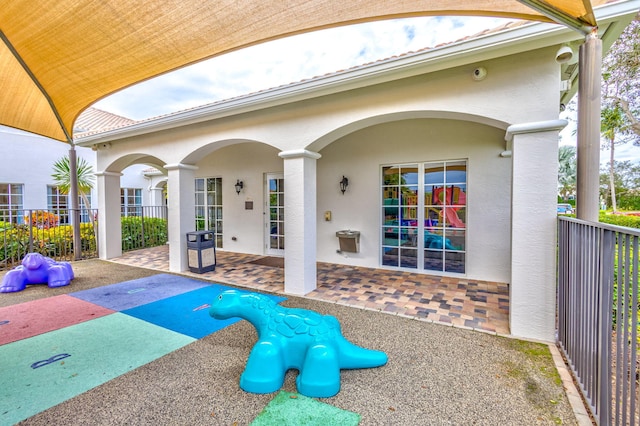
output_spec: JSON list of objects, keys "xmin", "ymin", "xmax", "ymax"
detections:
[
  {"xmin": 234, "ymin": 179, "xmax": 244, "ymax": 195},
  {"xmin": 339, "ymin": 176, "xmax": 349, "ymax": 194}
]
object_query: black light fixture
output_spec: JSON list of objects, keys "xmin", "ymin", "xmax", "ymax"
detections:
[
  {"xmin": 235, "ymin": 179, "xmax": 244, "ymax": 195},
  {"xmin": 339, "ymin": 175, "xmax": 349, "ymax": 194}
]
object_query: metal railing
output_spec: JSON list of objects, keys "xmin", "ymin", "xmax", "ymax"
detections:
[
  {"xmin": 1, "ymin": 206, "xmax": 168, "ymax": 270},
  {"xmin": 558, "ymin": 216, "xmax": 639, "ymax": 425},
  {"xmin": 121, "ymin": 205, "xmax": 168, "ymax": 252},
  {"xmin": 0, "ymin": 208, "xmax": 98, "ymax": 270}
]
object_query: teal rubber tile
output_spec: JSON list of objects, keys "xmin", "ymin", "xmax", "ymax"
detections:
[
  {"xmin": 0, "ymin": 313, "xmax": 195, "ymax": 425},
  {"xmin": 251, "ymin": 391, "xmax": 361, "ymax": 426}
]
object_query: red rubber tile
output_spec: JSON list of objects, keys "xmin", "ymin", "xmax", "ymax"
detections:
[{"xmin": 0, "ymin": 295, "xmax": 114, "ymax": 345}]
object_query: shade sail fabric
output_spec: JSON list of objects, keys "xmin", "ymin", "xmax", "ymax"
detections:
[{"xmin": 0, "ymin": 0, "xmax": 606, "ymax": 142}]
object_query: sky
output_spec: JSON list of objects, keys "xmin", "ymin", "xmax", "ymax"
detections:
[
  {"xmin": 92, "ymin": 15, "xmax": 639, "ymax": 164},
  {"xmin": 559, "ymin": 106, "xmax": 640, "ymax": 163}
]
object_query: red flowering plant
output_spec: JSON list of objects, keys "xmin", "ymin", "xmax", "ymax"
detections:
[{"xmin": 27, "ymin": 210, "xmax": 59, "ymax": 229}]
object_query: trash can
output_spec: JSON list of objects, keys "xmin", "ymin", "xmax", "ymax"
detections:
[
  {"xmin": 187, "ymin": 231, "xmax": 216, "ymax": 273},
  {"xmin": 336, "ymin": 230, "xmax": 360, "ymax": 253}
]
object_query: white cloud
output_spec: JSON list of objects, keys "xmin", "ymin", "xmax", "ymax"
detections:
[{"xmin": 94, "ymin": 16, "xmax": 511, "ymax": 120}]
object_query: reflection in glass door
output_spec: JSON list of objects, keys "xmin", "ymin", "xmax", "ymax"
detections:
[
  {"xmin": 265, "ymin": 173, "xmax": 284, "ymax": 256},
  {"xmin": 194, "ymin": 177, "xmax": 223, "ymax": 248},
  {"xmin": 381, "ymin": 161, "xmax": 466, "ymax": 274}
]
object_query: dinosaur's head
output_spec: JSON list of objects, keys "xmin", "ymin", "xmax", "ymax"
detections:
[{"xmin": 209, "ymin": 290, "xmax": 244, "ymax": 320}]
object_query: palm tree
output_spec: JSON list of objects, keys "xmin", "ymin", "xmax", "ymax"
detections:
[
  {"xmin": 601, "ymin": 106, "xmax": 627, "ymax": 213},
  {"xmin": 558, "ymin": 145, "xmax": 577, "ymax": 202},
  {"xmin": 51, "ymin": 155, "xmax": 97, "ymax": 254},
  {"xmin": 51, "ymin": 156, "xmax": 95, "ymax": 213}
]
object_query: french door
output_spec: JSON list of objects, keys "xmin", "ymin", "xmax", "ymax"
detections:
[
  {"xmin": 381, "ymin": 161, "xmax": 467, "ymax": 273},
  {"xmin": 265, "ymin": 173, "xmax": 284, "ymax": 256}
]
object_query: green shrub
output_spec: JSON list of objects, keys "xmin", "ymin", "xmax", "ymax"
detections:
[
  {"xmin": 0, "ymin": 222, "xmax": 96, "ymax": 265},
  {"xmin": 121, "ymin": 216, "xmax": 168, "ymax": 251},
  {"xmin": 599, "ymin": 212, "xmax": 640, "ymax": 229}
]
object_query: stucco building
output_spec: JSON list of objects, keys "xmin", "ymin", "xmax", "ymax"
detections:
[
  {"xmin": 0, "ymin": 109, "xmax": 156, "ymax": 221},
  {"xmin": 76, "ymin": 2, "xmax": 638, "ymax": 341}
]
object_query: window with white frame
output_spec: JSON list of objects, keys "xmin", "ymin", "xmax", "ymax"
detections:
[
  {"xmin": 121, "ymin": 188, "xmax": 142, "ymax": 216},
  {"xmin": 47, "ymin": 186, "xmax": 92, "ymax": 223},
  {"xmin": 47, "ymin": 185, "xmax": 69, "ymax": 223},
  {"xmin": 195, "ymin": 177, "xmax": 223, "ymax": 248},
  {"xmin": 381, "ymin": 160, "xmax": 467, "ymax": 274},
  {"xmin": 0, "ymin": 183, "xmax": 24, "ymax": 224}
]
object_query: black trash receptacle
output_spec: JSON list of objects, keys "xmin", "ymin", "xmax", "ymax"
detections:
[{"xmin": 186, "ymin": 231, "xmax": 216, "ymax": 273}]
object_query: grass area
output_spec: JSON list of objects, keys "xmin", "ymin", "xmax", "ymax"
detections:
[{"xmin": 499, "ymin": 338, "xmax": 566, "ymax": 424}]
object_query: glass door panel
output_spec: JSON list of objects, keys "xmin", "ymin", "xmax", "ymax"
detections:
[
  {"xmin": 265, "ymin": 173, "xmax": 284, "ymax": 256},
  {"xmin": 194, "ymin": 177, "xmax": 223, "ymax": 247},
  {"xmin": 382, "ymin": 161, "xmax": 467, "ymax": 274}
]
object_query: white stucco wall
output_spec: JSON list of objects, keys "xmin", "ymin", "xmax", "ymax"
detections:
[
  {"xmin": 195, "ymin": 142, "xmax": 283, "ymax": 254},
  {"xmin": 0, "ymin": 126, "xmax": 98, "ymax": 209},
  {"xmin": 168, "ymin": 118, "xmax": 512, "ymax": 284},
  {"xmin": 91, "ymin": 48, "xmax": 559, "ymax": 285},
  {"xmin": 317, "ymin": 119, "xmax": 511, "ymax": 283},
  {"xmin": 93, "ymin": 48, "xmax": 559, "ymax": 172}
]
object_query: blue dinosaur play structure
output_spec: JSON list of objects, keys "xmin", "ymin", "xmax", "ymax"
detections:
[
  {"xmin": 0, "ymin": 253, "xmax": 74, "ymax": 293},
  {"xmin": 210, "ymin": 290, "xmax": 387, "ymax": 398}
]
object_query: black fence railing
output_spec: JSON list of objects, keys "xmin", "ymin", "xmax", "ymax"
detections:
[
  {"xmin": 0, "ymin": 208, "xmax": 98, "ymax": 270},
  {"xmin": 558, "ymin": 217, "xmax": 639, "ymax": 425},
  {"xmin": 1, "ymin": 206, "xmax": 168, "ymax": 270},
  {"xmin": 121, "ymin": 205, "xmax": 168, "ymax": 252}
]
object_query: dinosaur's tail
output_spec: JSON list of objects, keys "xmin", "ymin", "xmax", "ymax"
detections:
[{"xmin": 337, "ymin": 336, "xmax": 388, "ymax": 369}]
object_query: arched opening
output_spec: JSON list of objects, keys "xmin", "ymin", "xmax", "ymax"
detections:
[{"xmin": 314, "ymin": 114, "xmax": 510, "ymax": 283}]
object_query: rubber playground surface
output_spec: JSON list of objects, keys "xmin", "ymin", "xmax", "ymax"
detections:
[
  {"xmin": 0, "ymin": 260, "xmax": 580, "ymax": 425},
  {"xmin": 0, "ymin": 274, "xmax": 284, "ymax": 425}
]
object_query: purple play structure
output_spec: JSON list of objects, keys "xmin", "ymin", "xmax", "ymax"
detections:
[{"xmin": 0, "ymin": 253, "xmax": 74, "ymax": 293}]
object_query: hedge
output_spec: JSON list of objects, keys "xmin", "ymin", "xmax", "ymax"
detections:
[
  {"xmin": 1, "ymin": 215, "xmax": 168, "ymax": 265},
  {"xmin": 599, "ymin": 212, "xmax": 640, "ymax": 230}
]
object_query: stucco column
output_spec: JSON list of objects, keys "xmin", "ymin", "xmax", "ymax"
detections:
[
  {"xmin": 149, "ymin": 187, "xmax": 164, "ymax": 207},
  {"xmin": 505, "ymin": 119, "xmax": 566, "ymax": 342},
  {"xmin": 278, "ymin": 149, "xmax": 321, "ymax": 295},
  {"xmin": 96, "ymin": 171, "xmax": 123, "ymax": 260},
  {"xmin": 165, "ymin": 163, "xmax": 197, "ymax": 272}
]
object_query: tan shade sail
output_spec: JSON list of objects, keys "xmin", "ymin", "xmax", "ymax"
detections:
[{"xmin": 0, "ymin": 0, "xmax": 606, "ymax": 142}]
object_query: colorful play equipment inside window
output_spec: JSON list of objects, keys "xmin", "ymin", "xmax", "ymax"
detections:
[{"xmin": 381, "ymin": 161, "xmax": 466, "ymax": 274}]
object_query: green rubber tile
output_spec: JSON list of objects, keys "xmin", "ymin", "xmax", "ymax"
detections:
[
  {"xmin": 251, "ymin": 391, "xmax": 361, "ymax": 426},
  {"xmin": 0, "ymin": 313, "xmax": 195, "ymax": 425}
]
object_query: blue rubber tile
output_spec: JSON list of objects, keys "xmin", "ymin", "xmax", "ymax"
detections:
[
  {"xmin": 122, "ymin": 285, "xmax": 286, "ymax": 339},
  {"xmin": 69, "ymin": 273, "xmax": 211, "ymax": 311}
]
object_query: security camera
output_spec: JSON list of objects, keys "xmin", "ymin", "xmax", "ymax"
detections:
[
  {"xmin": 472, "ymin": 67, "xmax": 487, "ymax": 81},
  {"xmin": 92, "ymin": 142, "xmax": 111, "ymax": 150}
]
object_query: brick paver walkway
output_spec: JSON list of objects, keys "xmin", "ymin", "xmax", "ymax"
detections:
[{"xmin": 113, "ymin": 245, "xmax": 510, "ymax": 335}]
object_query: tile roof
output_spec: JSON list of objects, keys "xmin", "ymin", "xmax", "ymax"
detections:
[{"xmin": 74, "ymin": 107, "xmax": 136, "ymax": 136}]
